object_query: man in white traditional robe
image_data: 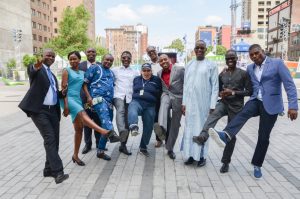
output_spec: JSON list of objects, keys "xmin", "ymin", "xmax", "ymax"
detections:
[{"xmin": 181, "ymin": 40, "xmax": 219, "ymax": 167}]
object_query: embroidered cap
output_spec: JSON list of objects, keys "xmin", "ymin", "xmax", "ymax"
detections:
[{"xmin": 141, "ymin": 63, "xmax": 152, "ymax": 70}]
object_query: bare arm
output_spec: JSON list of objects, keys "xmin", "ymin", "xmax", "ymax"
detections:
[{"xmin": 61, "ymin": 69, "xmax": 69, "ymax": 117}]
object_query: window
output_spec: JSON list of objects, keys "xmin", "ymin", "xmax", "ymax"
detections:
[
  {"xmin": 267, "ymin": 1, "xmax": 271, "ymax": 6},
  {"xmin": 258, "ymin": 21, "xmax": 264, "ymax": 25},
  {"xmin": 37, "ymin": 0, "xmax": 41, "ymax": 6},
  {"xmin": 257, "ymin": 28, "xmax": 264, "ymax": 33},
  {"xmin": 43, "ymin": 25, "xmax": 47, "ymax": 31},
  {"xmin": 54, "ymin": 28, "xmax": 58, "ymax": 33},
  {"xmin": 31, "ymin": 0, "xmax": 34, "ymax": 2},
  {"xmin": 38, "ymin": 24, "xmax": 42, "ymax": 30},
  {"xmin": 276, "ymin": 1, "xmax": 280, "ymax": 5},
  {"xmin": 32, "ymin": 21, "xmax": 36, "ymax": 28},
  {"xmin": 258, "ymin": 8, "xmax": 264, "ymax": 12},
  {"xmin": 53, "ymin": 7, "xmax": 57, "ymax": 12},
  {"xmin": 37, "ymin": 11, "xmax": 41, "ymax": 18},
  {"xmin": 48, "ymin": 27, "xmax": 50, "ymax": 32},
  {"xmin": 258, "ymin": 34, "xmax": 264, "ymax": 39},
  {"xmin": 31, "ymin": 9, "xmax": 36, "ymax": 16},
  {"xmin": 44, "ymin": 37, "xmax": 47, "ymax": 42},
  {"xmin": 33, "ymin": 34, "xmax": 37, "ymax": 41},
  {"xmin": 39, "ymin": 36, "xmax": 42, "ymax": 41},
  {"xmin": 258, "ymin": 1, "xmax": 264, "ymax": 6},
  {"xmin": 33, "ymin": 47, "xmax": 37, "ymax": 53},
  {"xmin": 43, "ymin": 2, "xmax": 46, "ymax": 8},
  {"xmin": 54, "ymin": 17, "xmax": 57, "ymax": 22}
]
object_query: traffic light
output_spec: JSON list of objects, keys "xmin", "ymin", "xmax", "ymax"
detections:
[
  {"xmin": 16, "ymin": 30, "xmax": 22, "ymax": 42},
  {"xmin": 12, "ymin": 29, "xmax": 22, "ymax": 43},
  {"xmin": 279, "ymin": 23, "xmax": 284, "ymax": 39},
  {"xmin": 12, "ymin": 29, "xmax": 17, "ymax": 42}
]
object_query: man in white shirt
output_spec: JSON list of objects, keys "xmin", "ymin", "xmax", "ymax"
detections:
[{"xmin": 112, "ymin": 51, "xmax": 140, "ymax": 155}]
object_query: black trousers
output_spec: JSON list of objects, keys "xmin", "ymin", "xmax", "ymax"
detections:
[
  {"xmin": 224, "ymin": 99, "xmax": 278, "ymax": 167},
  {"xmin": 201, "ymin": 102, "xmax": 239, "ymax": 164},
  {"xmin": 84, "ymin": 108, "xmax": 101, "ymax": 148},
  {"xmin": 31, "ymin": 106, "xmax": 63, "ymax": 175}
]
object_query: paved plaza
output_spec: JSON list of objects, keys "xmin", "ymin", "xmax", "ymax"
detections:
[{"xmin": 0, "ymin": 81, "xmax": 300, "ymax": 199}]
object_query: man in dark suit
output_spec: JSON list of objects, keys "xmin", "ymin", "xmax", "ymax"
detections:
[
  {"xmin": 19, "ymin": 49, "xmax": 69, "ymax": 184},
  {"xmin": 79, "ymin": 48, "xmax": 101, "ymax": 154},
  {"xmin": 210, "ymin": 44, "xmax": 298, "ymax": 178}
]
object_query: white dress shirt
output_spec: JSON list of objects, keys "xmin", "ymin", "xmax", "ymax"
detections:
[
  {"xmin": 87, "ymin": 60, "xmax": 94, "ymax": 69},
  {"xmin": 42, "ymin": 64, "xmax": 57, "ymax": 105},
  {"xmin": 254, "ymin": 57, "xmax": 267, "ymax": 101},
  {"xmin": 112, "ymin": 66, "xmax": 140, "ymax": 103}
]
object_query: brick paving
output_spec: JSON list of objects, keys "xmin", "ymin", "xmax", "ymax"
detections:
[{"xmin": 0, "ymin": 82, "xmax": 299, "ymax": 199}]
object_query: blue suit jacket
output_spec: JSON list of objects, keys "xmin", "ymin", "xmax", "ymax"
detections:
[{"xmin": 247, "ymin": 57, "xmax": 298, "ymax": 115}]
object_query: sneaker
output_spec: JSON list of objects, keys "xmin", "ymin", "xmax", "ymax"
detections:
[
  {"xmin": 254, "ymin": 166, "xmax": 262, "ymax": 178},
  {"xmin": 153, "ymin": 123, "xmax": 166, "ymax": 141},
  {"xmin": 130, "ymin": 126, "xmax": 139, "ymax": 136},
  {"xmin": 208, "ymin": 128, "xmax": 228, "ymax": 148},
  {"xmin": 139, "ymin": 148, "xmax": 150, "ymax": 157}
]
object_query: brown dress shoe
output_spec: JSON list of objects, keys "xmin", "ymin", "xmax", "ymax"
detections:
[{"xmin": 155, "ymin": 141, "xmax": 162, "ymax": 148}]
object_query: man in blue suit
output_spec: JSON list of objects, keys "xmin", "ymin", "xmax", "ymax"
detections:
[{"xmin": 210, "ymin": 44, "xmax": 298, "ymax": 178}]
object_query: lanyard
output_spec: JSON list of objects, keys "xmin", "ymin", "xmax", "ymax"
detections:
[{"xmin": 142, "ymin": 79, "xmax": 150, "ymax": 89}]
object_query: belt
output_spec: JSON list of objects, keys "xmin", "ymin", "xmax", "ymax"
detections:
[{"xmin": 42, "ymin": 105, "xmax": 57, "ymax": 109}]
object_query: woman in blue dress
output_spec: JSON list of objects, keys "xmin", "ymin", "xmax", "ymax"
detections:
[{"xmin": 61, "ymin": 51, "xmax": 120, "ymax": 166}]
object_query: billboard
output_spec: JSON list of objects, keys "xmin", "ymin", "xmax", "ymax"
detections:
[
  {"xmin": 242, "ymin": 21, "xmax": 251, "ymax": 31},
  {"xmin": 200, "ymin": 31, "xmax": 212, "ymax": 46}
]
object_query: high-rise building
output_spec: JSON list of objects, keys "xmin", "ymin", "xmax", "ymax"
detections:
[
  {"xmin": 240, "ymin": 0, "xmax": 283, "ymax": 49},
  {"xmin": 105, "ymin": 24, "xmax": 148, "ymax": 64},
  {"xmin": 0, "ymin": 0, "xmax": 33, "ymax": 66},
  {"xmin": 195, "ymin": 26, "xmax": 218, "ymax": 47},
  {"xmin": 30, "ymin": 0, "xmax": 53, "ymax": 53},
  {"xmin": 218, "ymin": 25, "xmax": 232, "ymax": 49},
  {"xmin": 52, "ymin": 0, "xmax": 95, "ymax": 40}
]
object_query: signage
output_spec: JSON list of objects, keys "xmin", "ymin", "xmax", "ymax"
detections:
[{"xmin": 269, "ymin": 0, "xmax": 291, "ymax": 16}]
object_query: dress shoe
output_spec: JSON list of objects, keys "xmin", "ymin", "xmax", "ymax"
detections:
[
  {"xmin": 97, "ymin": 151, "xmax": 111, "ymax": 161},
  {"xmin": 193, "ymin": 131, "xmax": 209, "ymax": 145},
  {"xmin": 220, "ymin": 163, "xmax": 229, "ymax": 173},
  {"xmin": 184, "ymin": 157, "xmax": 194, "ymax": 165},
  {"xmin": 55, "ymin": 173, "xmax": 69, "ymax": 184},
  {"xmin": 119, "ymin": 145, "xmax": 132, "ymax": 155},
  {"xmin": 139, "ymin": 148, "xmax": 150, "ymax": 157},
  {"xmin": 82, "ymin": 145, "xmax": 92, "ymax": 154},
  {"xmin": 107, "ymin": 130, "xmax": 120, "ymax": 143},
  {"xmin": 208, "ymin": 128, "xmax": 229, "ymax": 148},
  {"xmin": 254, "ymin": 166, "xmax": 262, "ymax": 178},
  {"xmin": 119, "ymin": 130, "xmax": 129, "ymax": 143},
  {"xmin": 43, "ymin": 169, "xmax": 54, "ymax": 177},
  {"xmin": 153, "ymin": 123, "xmax": 166, "ymax": 141},
  {"xmin": 197, "ymin": 157, "xmax": 206, "ymax": 167},
  {"xmin": 155, "ymin": 141, "xmax": 162, "ymax": 148},
  {"xmin": 72, "ymin": 156, "xmax": 85, "ymax": 166},
  {"xmin": 167, "ymin": 151, "xmax": 176, "ymax": 160}
]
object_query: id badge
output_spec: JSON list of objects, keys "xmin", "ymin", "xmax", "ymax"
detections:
[{"xmin": 139, "ymin": 89, "xmax": 144, "ymax": 96}]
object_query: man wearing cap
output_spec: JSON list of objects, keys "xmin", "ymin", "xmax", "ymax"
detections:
[
  {"xmin": 128, "ymin": 63, "xmax": 162, "ymax": 156},
  {"xmin": 154, "ymin": 54, "xmax": 185, "ymax": 160}
]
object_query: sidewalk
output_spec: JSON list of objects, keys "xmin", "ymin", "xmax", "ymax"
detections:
[{"xmin": 0, "ymin": 84, "xmax": 300, "ymax": 199}]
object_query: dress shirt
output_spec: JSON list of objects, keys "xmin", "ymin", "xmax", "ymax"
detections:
[
  {"xmin": 150, "ymin": 61, "xmax": 161, "ymax": 75},
  {"xmin": 112, "ymin": 66, "xmax": 140, "ymax": 103},
  {"xmin": 87, "ymin": 60, "xmax": 95, "ymax": 69},
  {"xmin": 42, "ymin": 64, "xmax": 57, "ymax": 105},
  {"xmin": 254, "ymin": 57, "xmax": 267, "ymax": 101},
  {"xmin": 161, "ymin": 64, "xmax": 173, "ymax": 88}
]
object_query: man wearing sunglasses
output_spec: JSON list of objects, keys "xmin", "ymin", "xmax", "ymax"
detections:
[{"xmin": 192, "ymin": 50, "xmax": 252, "ymax": 172}]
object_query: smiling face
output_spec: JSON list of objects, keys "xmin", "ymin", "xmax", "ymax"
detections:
[
  {"xmin": 158, "ymin": 54, "xmax": 171, "ymax": 70},
  {"xmin": 121, "ymin": 52, "xmax": 132, "ymax": 67},
  {"xmin": 42, "ymin": 50, "xmax": 55, "ymax": 67},
  {"xmin": 194, "ymin": 41, "xmax": 207, "ymax": 61},
  {"xmin": 146, "ymin": 46, "xmax": 158, "ymax": 62},
  {"xmin": 68, "ymin": 53, "xmax": 81, "ymax": 68},
  {"xmin": 141, "ymin": 68, "xmax": 152, "ymax": 80},
  {"xmin": 86, "ymin": 48, "xmax": 96, "ymax": 63},
  {"xmin": 225, "ymin": 51, "xmax": 238, "ymax": 70},
  {"xmin": 102, "ymin": 54, "xmax": 114, "ymax": 69},
  {"xmin": 249, "ymin": 47, "xmax": 265, "ymax": 66}
]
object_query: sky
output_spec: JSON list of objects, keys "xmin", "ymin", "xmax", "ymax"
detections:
[{"xmin": 95, "ymin": 0, "xmax": 240, "ymax": 49}]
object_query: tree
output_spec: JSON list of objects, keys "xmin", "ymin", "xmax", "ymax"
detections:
[
  {"xmin": 22, "ymin": 54, "xmax": 36, "ymax": 68},
  {"xmin": 167, "ymin": 38, "xmax": 185, "ymax": 52},
  {"xmin": 44, "ymin": 5, "xmax": 91, "ymax": 56},
  {"xmin": 6, "ymin": 58, "xmax": 16, "ymax": 69},
  {"xmin": 205, "ymin": 45, "xmax": 227, "ymax": 56}
]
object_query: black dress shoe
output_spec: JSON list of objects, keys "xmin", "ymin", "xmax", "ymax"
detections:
[
  {"xmin": 119, "ymin": 130, "xmax": 129, "ymax": 143},
  {"xmin": 82, "ymin": 145, "xmax": 92, "ymax": 154},
  {"xmin": 72, "ymin": 156, "xmax": 85, "ymax": 166},
  {"xmin": 193, "ymin": 131, "xmax": 209, "ymax": 145},
  {"xmin": 220, "ymin": 163, "xmax": 229, "ymax": 173},
  {"xmin": 43, "ymin": 169, "xmax": 54, "ymax": 177},
  {"xmin": 119, "ymin": 145, "xmax": 132, "ymax": 155},
  {"xmin": 107, "ymin": 130, "xmax": 120, "ymax": 143},
  {"xmin": 167, "ymin": 151, "xmax": 176, "ymax": 160},
  {"xmin": 55, "ymin": 173, "xmax": 69, "ymax": 184},
  {"xmin": 197, "ymin": 157, "xmax": 206, "ymax": 167},
  {"xmin": 184, "ymin": 157, "xmax": 194, "ymax": 165},
  {"xmin": 97, "ymin": 151, "xmax": 111, "ymax": 161}
]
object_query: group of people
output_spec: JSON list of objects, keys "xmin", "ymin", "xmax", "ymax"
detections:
[{"xmin": 18, "ymin": 40, "xmax": 298, "ymax": 184}]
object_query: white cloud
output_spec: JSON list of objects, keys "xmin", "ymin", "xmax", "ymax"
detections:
[
  {"xmin": 105, "ymin": 4, "xmax": 139, "ymax": 22},
  {"xmin": 138, "ymin": 5, "xmax": 169, "ymax": 15},
  {"xmin": 204, "ymin": 15, "xmax": 223, "ymax": 25}
]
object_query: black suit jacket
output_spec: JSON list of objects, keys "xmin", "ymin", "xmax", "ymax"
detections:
[
  {"xmin": 19, "ymin": 64, "xmax": 61, "ymax": 120},
  {"xmin": 78, "ymin": 61, "xmax": 101, "ymax": 103}
]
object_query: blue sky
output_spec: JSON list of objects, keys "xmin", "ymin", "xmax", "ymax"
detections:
[{"xmin": 95, "ymin": 0, "xmax": 240, "ymax": 49}]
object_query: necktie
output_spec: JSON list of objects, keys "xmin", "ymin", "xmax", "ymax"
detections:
[{"xmin": 46, "ymin": 67, "xmax": 57, "ymax": 104}]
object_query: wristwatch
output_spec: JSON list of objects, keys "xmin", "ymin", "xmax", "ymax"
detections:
[{"xmin": 231, "ymin": 91, "xmax": 235, "ymax": 96}]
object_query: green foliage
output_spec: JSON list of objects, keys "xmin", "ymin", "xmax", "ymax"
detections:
[
  {"xmin": 205, "ymin": 45, "xmax": 227, "ymax": 56},
  {"xmin": 22, "ymin": 54, "xmax": 36, "ymax": 68},
  {"xmin": 44, "ymin": 4, "xmax": 91, "ymax": 56},
  {"xmin": 167, "ymin": 38, "xmax": 185, "ymax": 52},
  {"xmin": 6, "ymin": 58, "xmax": 17, "ymax": 69}
]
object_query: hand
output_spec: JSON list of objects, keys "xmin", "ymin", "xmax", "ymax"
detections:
[
  {"xmin": 181, "ymin": 105, "xmax": 186, "ymax": 116},
  {"xmin": 288, "ymin": 109, "xmax": 298, "ymax": 121},
  {"xmin": 87, "ymin": 96, "xmax": 93, "ymax": 106},
  {"xmin": 222, "ymin": 88, "xmax": 233, "ymax": 97},
  {"xmin": 209, "ymin": 109, "xmax": 214, "ymax": 114},
  {"xmin": 34, "ymin": 57, "xmax": 43, "ymax": 70},
  {"xmin": 63, "ymin": 107, "xmax": 69, "ymax": 117}
]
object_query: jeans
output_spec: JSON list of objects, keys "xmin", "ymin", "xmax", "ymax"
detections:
[
  {"xmin": 93, "ymin": 100, "xmax": 113, "ymax": 151},
  {"xmin": 128, "ymin": 100, "xmax": 156, "ymax": 150}
]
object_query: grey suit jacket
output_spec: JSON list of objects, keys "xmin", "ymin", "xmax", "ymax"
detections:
[{"xmin": 157, "ymin": 65, "xmax": 185, "ymax": 99}]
